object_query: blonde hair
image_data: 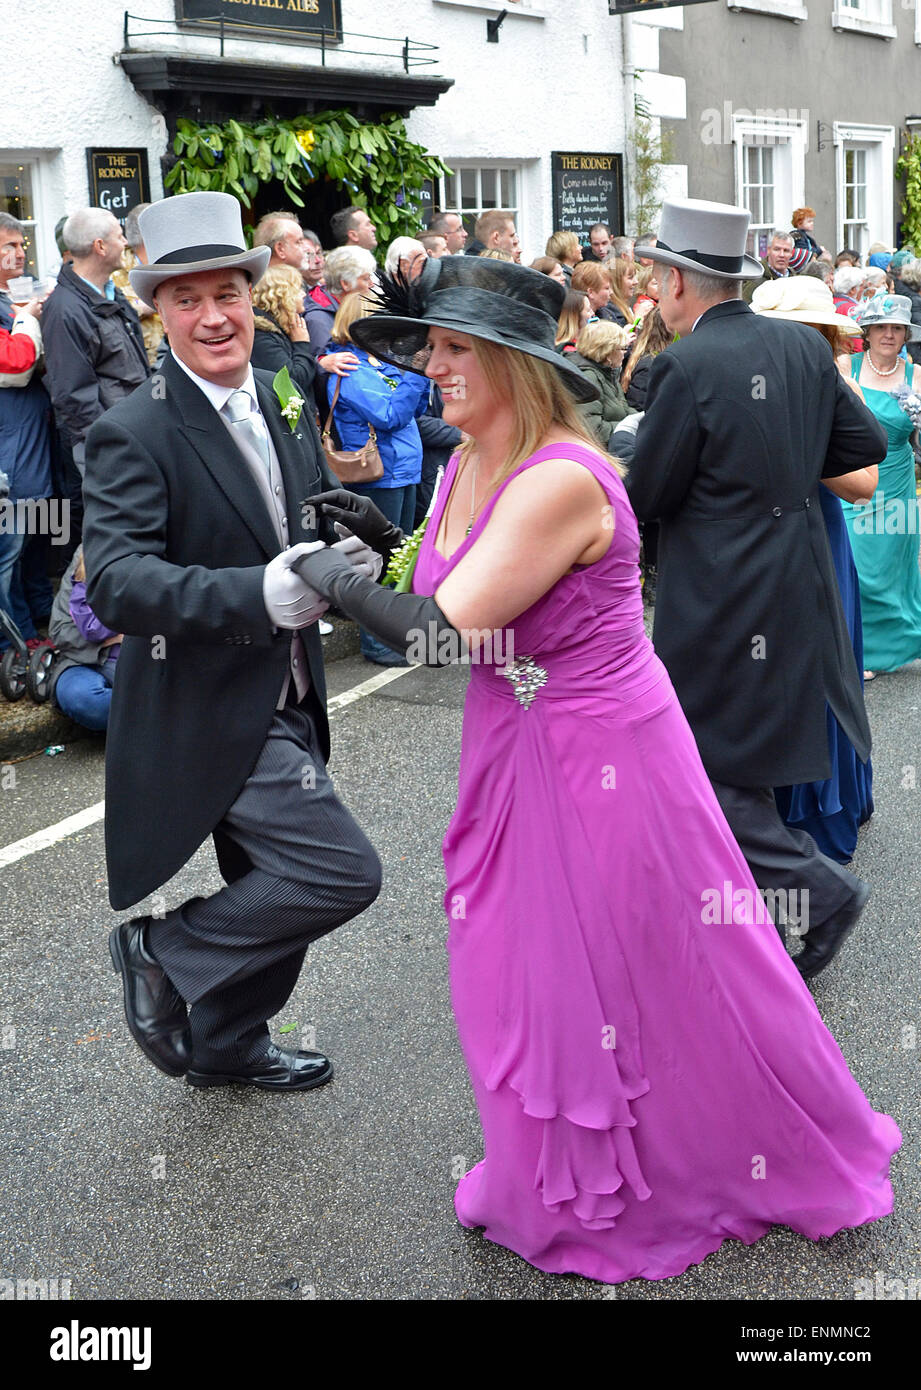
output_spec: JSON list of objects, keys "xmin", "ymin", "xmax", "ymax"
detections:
[
  {"xmin": 555, "ymin": 289, "xmax": 588, "ymax": 346},
  {"xmin": 634, "ymin": 264, "xmax": 658, "ymax": 295},
  {"xmin": 455, "ymin": 338, "xmax": 624, "ymax": 491},
  {"xmin": 604, "ymin": 254, "xmax": 636, "ymax": 321},
  {"xmin": 329, "ymin": 291, "xmax": 373, "ymax": 346},
  {"xmin": 621, "ymin": 306, "xmax": 671, "ymax": 393},
  {"xmin": 479, "ymin": 248, "xmax": 514, "ymax": 262},
  {"xmin": 545, "ymin": 230, "xmax": 581, "ymax": 265},
  {"xmin": 576, "ymin": 319, "xmax": 630, "ymax": 363},
  {"xmin": 252, "ymin": 264, "xmax": 304, "ymax": 337}
]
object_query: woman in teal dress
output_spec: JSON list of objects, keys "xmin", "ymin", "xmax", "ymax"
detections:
[{"xmin": 840, "ymin": 293, "xmax": 921, "ymax": 676}]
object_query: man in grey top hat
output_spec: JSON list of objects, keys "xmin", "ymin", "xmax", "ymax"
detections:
[
  {"xmin": 82, "ymin": 191, "xmax": 383, "ymax": 1091},
  {"xmin": 626, "ymin": 197, "xmax": 887, "ymax": 981}
]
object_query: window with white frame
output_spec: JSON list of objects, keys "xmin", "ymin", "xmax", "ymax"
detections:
[
  {"xmin": 834, "ymin": 123, "xmax": 895, "ymax": 260},
  {"xmin": 0, "ymin": 160, "xmax": 39, "ymax": 277},
  {"xmin": 439, "ymin": 163, "xmax": 522, "ymax": 244},
  {"xmin": 726, "ymin": 0, "xmax": 808, "ymax": 23},
  {"xmin": 732, "ymin": 115, "xmax": 806, "ymax": 259},
  {"xmin": 741, "ymin": 146, "xmax": 775, "ymax": 250},
  {"xmin": 842, "ymin": 148, "xmax": 868, "ymax": 252},
  {"xmin": 832, "ymin": 0, "xmax": 896, "ymax": 39}
]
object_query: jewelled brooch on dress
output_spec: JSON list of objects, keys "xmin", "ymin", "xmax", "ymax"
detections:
[{"xmin": 500, "ymin": 656, "xmax": 548, "ymax": 709}]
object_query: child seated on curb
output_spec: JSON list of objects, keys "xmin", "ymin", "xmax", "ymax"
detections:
[{"xmin": 48, "ymin": 546, "xmax": 121, "ymax": 732}]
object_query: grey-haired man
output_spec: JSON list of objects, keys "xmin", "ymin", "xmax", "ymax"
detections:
[{"xmin": 83, "ymin": 193, "xmax": 382, "ymax": 1091}]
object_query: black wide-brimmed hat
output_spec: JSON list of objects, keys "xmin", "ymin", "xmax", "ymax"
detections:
[{"xmin": 349, "ymin": 256, "xmax": 600, "ymax": 402}]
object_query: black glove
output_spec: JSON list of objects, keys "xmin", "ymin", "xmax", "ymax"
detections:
[
  {"xmin": 291, "ymin": 547, "xmax": 462, "ymax": 666},
  {"xmin": 304, "ymin": 489, "xmax": 404, "ymax": 563}
]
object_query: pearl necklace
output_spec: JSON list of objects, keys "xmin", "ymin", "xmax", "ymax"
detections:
[{"xmin": 867, "ymin": 351, "xmax": 900, "ymax": 377}]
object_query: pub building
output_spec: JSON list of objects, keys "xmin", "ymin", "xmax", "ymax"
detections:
[{"xmin": 0, "ymin": 0, "xmax": 657, "ymax": 276}]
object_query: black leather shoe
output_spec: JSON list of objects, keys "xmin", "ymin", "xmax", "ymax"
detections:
[
  {"xmin": 795, "ymin": 880, "xmax": 870, "ymax": 981},
  {"xmin": 185, "ymin": 1043, "xmax": 333, "ymax": 1091},
  {"xmin": 108, "ymin": 918, "xmax": 191, "ymax": 1077}
]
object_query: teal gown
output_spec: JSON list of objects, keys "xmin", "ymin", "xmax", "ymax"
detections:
[{"xmin": 840, "ymin": 356, "xmax": 921, "ymax": 672}]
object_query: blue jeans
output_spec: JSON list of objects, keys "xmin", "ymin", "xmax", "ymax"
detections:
[
  {"xmin": 0, "ymin": 528, "xmax": 36, "ymax": 644},
  {"xmin": 0, "ymin": 517, "xmax": 53, "ymax": 647},
  {"xmin": 54, "ymin": 663, "xmax": 114, "ymax": 732},
  {"xmin": 347, "ymin": 482, "xmax": 417, "ymax": 663}
]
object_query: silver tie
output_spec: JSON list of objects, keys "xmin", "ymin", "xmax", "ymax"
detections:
[{"xmin": 223, "ymin": 389, "xmax": 272, "ymax": 477}]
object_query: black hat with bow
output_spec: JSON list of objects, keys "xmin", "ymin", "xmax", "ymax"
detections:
[{"xmin": 350, "ymin": 255, "xmax": 600, "ymax": 402}]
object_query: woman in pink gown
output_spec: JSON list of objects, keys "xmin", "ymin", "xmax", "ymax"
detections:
[{"xmin": 291, "ymin": 257, "xmax": 900, "ymax": 1285}]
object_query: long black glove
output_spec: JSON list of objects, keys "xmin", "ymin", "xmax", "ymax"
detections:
[
  {"xmin": 305, "ymin": 489, "xmax": 404, "ymax": 563},
  {"xmin": 291, "ymin": 547, "xmax": 462, "ymax": 666}
]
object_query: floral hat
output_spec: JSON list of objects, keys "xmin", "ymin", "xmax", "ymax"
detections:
[{"xmin": 856, "ymin": 293, "xmax": 921, "ymax": 342}]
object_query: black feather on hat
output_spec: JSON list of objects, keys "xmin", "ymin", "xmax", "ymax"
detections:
[{"xmin": 351, "ymin": 256, "xmax": 600, "ymax": 403}]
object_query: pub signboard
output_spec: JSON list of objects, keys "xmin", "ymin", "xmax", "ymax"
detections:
[
  {"xmin": 176, "ymin": 0, "xmax": 343, "ymax": 43},
  {"xmin": 551, "ymin": 152, "xmax": 624, "ymax": 243},
  {"xmin": 86, "ymin": 149, "xmax": 151, "ymax": 227}
]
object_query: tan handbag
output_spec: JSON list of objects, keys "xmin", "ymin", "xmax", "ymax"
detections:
[{"xmin": 321, "ymin": 377, "xmax": 384, "ymax": 484}]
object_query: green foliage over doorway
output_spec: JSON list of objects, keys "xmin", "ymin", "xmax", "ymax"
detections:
[{"xmin": 166, "ymin": 111, "xmax": 450, "ymax": 245}]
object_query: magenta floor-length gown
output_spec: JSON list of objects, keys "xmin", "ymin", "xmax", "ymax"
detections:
[{"xmin": 411, "ymin": 442, "xmax": 900, "ymax": 1285}]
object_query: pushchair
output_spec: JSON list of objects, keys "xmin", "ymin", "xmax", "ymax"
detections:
[{"xmin": 0, "ymin": 606, "xmax": 56, "ymax": 703}]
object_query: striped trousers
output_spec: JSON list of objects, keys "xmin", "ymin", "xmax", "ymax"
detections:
[{"xmin": 147, "ymin": 699, "xmax": 381, "ymax": 1070}]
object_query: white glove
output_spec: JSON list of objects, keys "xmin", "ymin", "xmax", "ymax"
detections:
[
  {"xmin": 333, "ymin": 523, "xmax": 384, "ymax": 582},
  {"xmin": 263, "ymin": 542, "xmax": 330, "ymax": 629}
]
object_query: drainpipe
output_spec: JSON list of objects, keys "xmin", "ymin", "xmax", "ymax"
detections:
[{"xmin": 621, "ymin": 14, "xmax": 636, "ymax": 236}]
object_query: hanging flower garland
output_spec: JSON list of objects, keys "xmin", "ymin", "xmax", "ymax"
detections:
[{"xmin": 165, "ymin": 111, "xmax": 450, "ymax": 246}]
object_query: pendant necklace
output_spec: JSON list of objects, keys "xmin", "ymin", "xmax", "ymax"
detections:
[
  {"xmin": 465, "ymin": 454, "xmax": 480, "ymax": 536},
  {"xmin": 867, "ymin": 352, "xmax": 900, "ymax": 377}
]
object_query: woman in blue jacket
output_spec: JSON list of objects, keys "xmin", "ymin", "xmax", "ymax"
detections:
[{"xmin": 325, "ymin": 292, "xmax": 429, "ymax": 664}]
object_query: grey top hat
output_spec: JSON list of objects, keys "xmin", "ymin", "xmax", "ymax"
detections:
[
  {"xmin": 640, "ymin": 197, "xmax": 764, "ymax": 281},
  {"xmin": 857, "ymin": 292, "xmax": 921, "ymax": 343},
  {"xmin": 129, "ymin": 191, "xmax": 270, "ymax": 302}
]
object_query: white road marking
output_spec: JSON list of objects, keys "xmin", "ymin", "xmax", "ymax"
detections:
[
  {"xmin": 326, "ymin": 662, "xmax": 413, "ymax": 712},
  {"xmin": 0, "ymin": 664, "xmax": 414, "ymax": 870},
  {"xmin": 0, "ymin": 800, "xmax": 106, "ymax": 869}
]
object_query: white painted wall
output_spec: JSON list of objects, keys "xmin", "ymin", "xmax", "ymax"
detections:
[
  {"xmin": 0, "ymin": 2, "xmax": 169, "ymax": 274},
  {"xmin": 631, "ymin": 12, "xmax": 688, "ymax": 223},
  {"xmin": 1, "ymin": 0, "xmax": 632, "ymax": 271}
]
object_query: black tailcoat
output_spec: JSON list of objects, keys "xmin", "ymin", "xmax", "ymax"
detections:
[
  {"xmin": 82, "ymin": 352, "xmax": 341, "ymax": 909},
  {"xmin": 626, "ymin": 299, "xmax": 887, "ymax": 788}
]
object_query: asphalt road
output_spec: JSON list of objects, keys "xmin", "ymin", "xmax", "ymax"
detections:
[{"xmin": 0, "ymin": 647, "xmax": 919, "ymax": 1303}]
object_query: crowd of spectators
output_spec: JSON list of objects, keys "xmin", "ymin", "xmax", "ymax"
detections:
[{"xmin": 2, "ymin": 191, "xmax": 917, "ymax": 704}]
